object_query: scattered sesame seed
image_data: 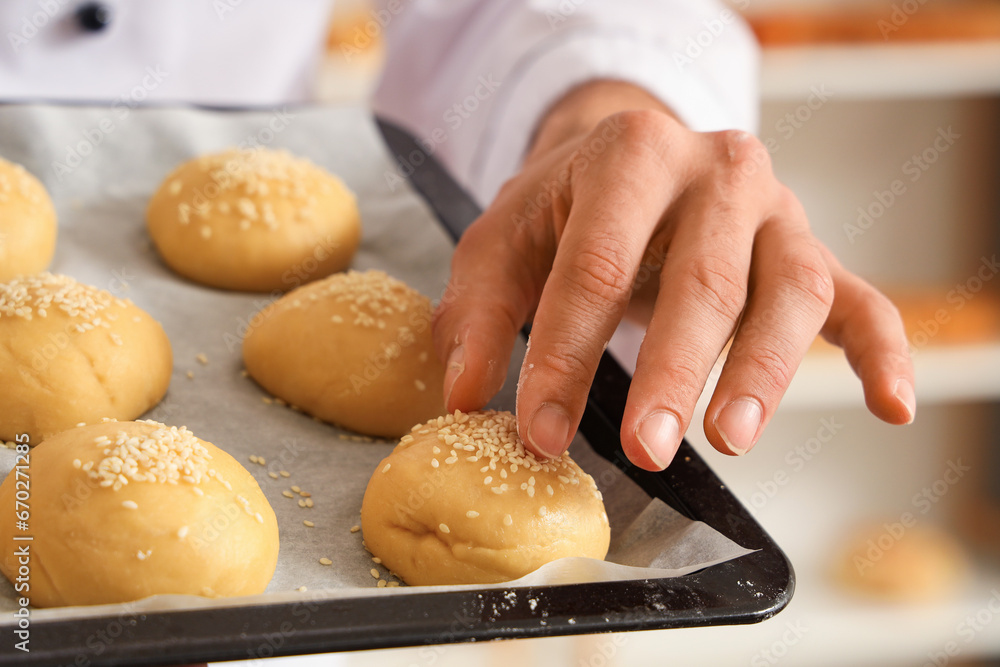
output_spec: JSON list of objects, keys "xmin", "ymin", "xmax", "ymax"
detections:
[
  {"xmin": 382, "ymin": 463, "xmax": 391, "ymax": 473},
  {"xmin": 72, "ymin": 459, "xmax": 82, "ymax": 469},
  {"xmin": 484, "ymin": 476, "xmax": 492, "ymax": 485},
  {"xmin": 297, "ymin": 586, "xmax": 308, "ymax": 592},
  {"xmin": 121, "ymin": 500, "xmax": 139, "ymax": 510},
  {"xmin": 305, "ymin": 498, "xmax": 314, "ymax": 508},
  {"xmin": 196, "ymin": 353, "xmax": 208, "ymax": 365},
  {"xmin": 538, "ymin": 506, "xmax": 548, "ymax": 517},
  {"xmin": 414, "ymin": 379, "xmax": 426, "ymax": 391},
  {"xmin": 350, "ymin": 525, "xmax": 361, "ymax": 533},
  {"xmin": 282, "ymin": 490, "xmax": 295, "ymax": 498},
  {"xmin": 200, "ymin": 225, "xmax": 212, "ymax": 239},
  {"xmin": 503, "ymin": 514, "xmax": 513, "ymax": 526},
  {"xmin": 372, "ymin": 557, "xmax": 382, "ymax": 564},
  {"xmin": 370, "ymin": 568, "xmax": 380, "ymax": 579},
  {"xmin": 186, "ymin": 371, "xmax": 195, "ymax": 379},
  {"xmin": 303, "ymin": 520, "xmax": 314, "ymax": 527},
  {"xmin": 319, "ymin": 558, "xmax": 333, "ymax": 566},
  {"xmin": 291, "ymin": 485, "xmax": 301, "ymax": 493},
  {"xmin": 466, "ymin": 511, "xmax": 479, "ymax": 518},
  {"xmin": 439, "ymin": 523, "xmax": 450, "ymax": 534},
  {"xmin": 299, "ymin": 491, "xmax": 311, "ymax": 497},
  {"xmin": 377, "ymin": 579, "xmax": 387, "ymax": 588},
  {"xmin": 280, "ymin": 470, "xmax": 290, "ymax": 478},
  {"xmin": 249, "ymin": 455, "xmax": 259, "ymax": 464},
  {"xmin": 193, "ymin": 487, "xmax": 204, "ymax": 496},
  {"xmin": 268, "ymin": 472, "xmax": 279, "ymax": 479},
  {"xmin": 431, "ymin": 458, "xmax": 439, "ymax": 468},
  {"xmin": 177, "ymin": 526, "xmax": 189, "ymax": 539},
  {"xmin": 546, "ymin": 485, "xmax": 554, "ymax": 496},
  {"xmin": 298, "ymin": 499, "xmax": 306, "ymax": 508},
  {"xmin": 136, "ymin": 549, "xmax": 151, "ymax": 561},
  {"xmin": 257, "ymin": 457, "xmax": 266, "ymax": 465}
]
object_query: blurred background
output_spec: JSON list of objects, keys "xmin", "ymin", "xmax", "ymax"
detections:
[{"xmin": 234, "ymin": 0, "xmax": 1000, "ymax": 664}]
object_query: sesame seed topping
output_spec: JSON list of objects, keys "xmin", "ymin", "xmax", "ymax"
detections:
[
  {"xmin": 192, "ymin": 487, "xmax": 204, "ymax": 496},
  {"xmin": 84, "ymin": 421, "xmax": 214, "ymax": 491},
  {"xmin": 538, "ymin": 506, "xmax": 548, "ymax": 517},
  {"xmin": 319, "ymin": 558, "xmax": 333, "ymax": 566},
  {"xmin": 466, "ymin": 511, "xmax": 479, "ymax": 518},
  {"xmin": 503, "ymin": 514, "xmax": 513, "ymax": 526},
  {"xmin": 431, "ymin": 458, "xmax": 439, "ymax": 468},
  {"xmin": 136, "ymin": 549, "xmax": 152, "ymax": 561},
  {"xmin": 0, "ymin": 273, "xmax": 132, "ymax": 324},
  {"xmin": 546, "ymin": 485, "xmax": 554, "ymax": 496},
  {"xmin": 414, "ymin": 379, "xmax": 426, "ymax": 391},
  {"xmin": 177, "ymin": 526, "xmax": 189, "ymax": 539},
  {"xmin": 381, "ymin": 463, "xmax": 391, "ymax": 473},
  {"xmin": 121, "ymin": 500, "xmax": 139, "ymax": 510},
  {"xmin": 439, "ymin": 523, "xmax": 450, "ymax": 534},
  {"xmin": 200, "ymin": 225, "xmax": 212, "ymax": 239},
  {"xmin": 72, "ymin": 459, "xmax": 82, "ymax": 469}
]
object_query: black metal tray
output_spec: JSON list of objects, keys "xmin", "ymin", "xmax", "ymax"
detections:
[{"xmin": 0, "ymin": 117, "xmax": 793, "ymax": 667}]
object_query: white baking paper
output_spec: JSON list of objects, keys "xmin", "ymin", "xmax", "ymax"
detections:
[{"xmin": 0, "ymin": 103, "xmax": 753, "ymax": 623}]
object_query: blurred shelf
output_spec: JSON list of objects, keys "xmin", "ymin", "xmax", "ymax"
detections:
[{"xmin": 761, "ymin": 41, "xmax": 1000, "ymax": 101}]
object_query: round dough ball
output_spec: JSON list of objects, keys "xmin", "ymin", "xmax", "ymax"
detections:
[
  {"xmin": 0, "ymin": 273, "xmax": 172, "ymax": 443},
  {"xmin": 0, "ymin": 157, "xmax": 57, "ymax": 282},
  {"xmin": 243, "ymin": 269, "xmax": 445, "ymax": 438},
  {"xmin": 0, "ymin": 420, "xmax": 279, "ymax": 607},
  {"xmin": 832, "ymin": 522, "xmax": 968, "ymax": 602},
  {"xmin": 361, "ymin": 410, "xmax": 610, "ymax": 586},
  {"xmin": 146, "ymin": 148, "xmax": 360, "ymax": 292}
]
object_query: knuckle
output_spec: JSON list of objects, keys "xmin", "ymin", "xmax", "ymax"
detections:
[
  {"xmin": 681, "ymin": 254, "xmax": 748, "ymax": 321},
  {"xmin": 778, "ymin": 252, "xmax": 835, "ymax": 313},
  {"xmin": 564, "ymin": 238, "xmax": 635, "ymax": 309},
  {"xmin": 741, "ymin": 342, "xmax": 796, "ymax": 395},
  {"xmin": 536, "ymin": 345, "xmax": 596, "ymax": 392},
  {"xmin": 716, "ymin": 130, "xmax": 772, "ymax": 185}
]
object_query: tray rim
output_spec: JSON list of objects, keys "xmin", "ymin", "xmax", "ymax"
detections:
[{"xmin": 0, "ymin": 111, "xmax": 794, "ymax": 667}]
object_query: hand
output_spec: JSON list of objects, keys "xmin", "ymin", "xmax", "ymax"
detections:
[{"xmin": 433, "ymin": 80, "xmax": 915, "ymax": 470}]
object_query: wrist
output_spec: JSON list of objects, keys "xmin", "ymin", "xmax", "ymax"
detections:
[{"xmin": 526, "ymin": 79, "xmax": 676, "ymax": 161}]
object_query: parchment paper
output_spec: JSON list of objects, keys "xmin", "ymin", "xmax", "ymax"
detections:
[{"xmin": 0, "ymin": 103, "xmax": 753, "ymax": 622}]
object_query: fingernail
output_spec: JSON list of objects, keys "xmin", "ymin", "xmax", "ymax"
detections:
[
  {"xmin": 893, "ymin": 378, "xmax": 916, "ymax": 424},
  {"xmin": 715, "ymin": 397, "xmax": 763, "ymax": 455},
  {"xmin": 444, "ymin": 345, "xmax": 465, "ymax": 408},
  {"xmin": 635, "ymin": 411, "xmax": 680, "ymax": 469},
  {"xmin": 527, "ymin": 403, "xmax": 570, "ymax": 458}
]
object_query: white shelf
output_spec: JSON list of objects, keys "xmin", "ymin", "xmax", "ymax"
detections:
[{"xmin": 761, "ymin": 41, "xmax": 1000, "ymax": 101}]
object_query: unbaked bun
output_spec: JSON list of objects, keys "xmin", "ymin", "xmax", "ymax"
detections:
[
  {"xmin": 832, "ymin": 522, "xmax": 968, "ymax": 602},
  {"xmin": 0, "ymin": 273, "xmax": 172, "ymax": 443},
  {"xmin": 243, "ymin": 269, "xmax": 445, "ymax": 438},
  {"xmin": 0, "ymin": 157, "xmax": 57, "ymax": 281},
  {"xmin": 146, "ymin": 148, "xmax": 360, "ymax": 292},
  {"xmin": 0, "ymin": 420, "xmax": 279, "ymax": 607},
  {"xmin": 361, "ymin": 410, "xmax": 610, "ymax": 585}
]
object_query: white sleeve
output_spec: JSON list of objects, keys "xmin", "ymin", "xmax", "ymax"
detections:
[{"xmin": 372, "ymin": 0, "xmax": 760, "ymax": 205}]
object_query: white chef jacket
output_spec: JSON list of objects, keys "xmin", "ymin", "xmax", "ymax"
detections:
[{"xmin": 0, "ymin": 0, "xmax": 759, "ymax": 204}]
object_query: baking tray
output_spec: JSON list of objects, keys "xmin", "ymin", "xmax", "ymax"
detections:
[{"xmin": 0, "ymin": 112, "xmax": 793, "ymax": 667}]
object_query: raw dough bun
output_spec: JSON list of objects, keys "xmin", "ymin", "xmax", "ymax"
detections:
[
  {"xmin": 0, "ymin": 273, "xmax": 172, "ymax": 443},
  {"xmin": 243, "ymin": 269, "xmax": 445, "ymax": 438},
  {"xmin": 0, "ymin": 420, "xmax": 279, "ymax": 607},
  {"xmin": 146, "ymin": 148, "xmax": 360, "ymax": 292},
  {"xmin": 361, "ymin": 410, "xmax": 610, "ymax": 585},
  {"xmin": 0, "ymin": 157, "xmax": 57, "ymax": 282},
  {"xmin": 833, "ymin": 522, "xmax": 968, "ymax": 602}
]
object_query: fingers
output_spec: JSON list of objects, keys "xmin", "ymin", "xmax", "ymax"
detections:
[
  {"xmin": 702, "ymin": 217, "xmax": 834, "ymax": 456},
  {"xmin": 516, "ymin": 113, "xmax": 683, "ymax": 458},
  {"xmin": 432, "ymin": 210, "xmax": 543, "ymax": 413},
  {"xmin": 619, "ymin": 196, "xmax": 758, "ymax": 470},
  {"xmin": 818, "ymin": 246, "xmax": 916, "ymax": 424}
]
